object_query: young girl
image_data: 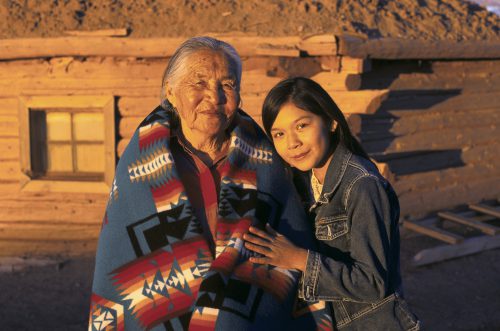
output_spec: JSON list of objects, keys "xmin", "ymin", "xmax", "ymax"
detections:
[{"xmin": 244, "ymin": 77, "xmax": 420, "ymax": 330}]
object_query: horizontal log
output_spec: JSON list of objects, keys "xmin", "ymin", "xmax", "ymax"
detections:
[
  {"xmin": 359, "ymin": 71, "xmax": 500, "ymax": 91},
  {"xmin": 255, "ymin": 44, "xmax": 300, "ymax": 57},
  {"xmin": 338, "ymin": 35, "xmax": 500, "ymax": 59},
  {"xmin": 0, "ymin": 181, "xmax": 20, "ymax": 193},
  {"xmin": 311, "ymin": 72, "xmax": 362, "ymax": 91},
  {"xmin": 376, "ymin": 91, "xmax": 500, "ymax": 117},
  {"xmin": 119, "ymin": 117, "xmax": 143, "ymax": 138},
  {"xmin": 0, "ymin": 138, "xmax": 20, "ymax": 160},
  {"xmin": 0, "ymin": 199, "xmax": 105, "ymax": 223},
  {"xmin": 350, "ymin": 108, "xmax": 500, "ymax": 139},
  {"xmin": 394, "ymin": 162, "xmax": 500, "ymax": 196},
  {"xmin": 0, "ymin": 116, "xmax": 19, "ymax": 138},
  {"xmin": 0, "ymin": 98, "xmax": 18, "ymax": 116},
  {"xmin": 117, "ymin": 138, "xmax": 130, "ymax": 158},
  {"xmin": 399, "ymin": 176, "xmax": 500, "ymax": 218},
  {"xmin": 0, "ymin": 221, "xmax": 100, "ymax": 241},
  {"xmin": 430, "ymin": 60, "xmax": 500, "ymax": 73},
  {"xmin": 0, "ymin": 35, "xmax": 306, "ymax": 60},
  {"xmin": 469, "ymin": 204, "xmax": 500, "ymax": 219},
  {"xmin": 340, "ymin": 57, "xmax": 372, "ymax": 74},
  {"xmin": 118, "ymin": 97, "xmax": 160, "ymax": 117},
  {"xmin": 241, "ymin": 70, "xmax": 285, "ymax": 94},
  {"xmin": 298, "ymin": 34, "xmax": 336, "ymax": 56},
  {"xmin": 0, "ymin": 161, "xmax": 21, "ymax": 181},
  {"xmin": 362, "ymin": 125, "xmax": 500, "ymax": 154},
  {"xmin": 319, "ymin": 56, "xmax": 341, "ymax": 72},
  {"xmin": 0, "ymin": 239, "xmax": 97, "ymax": 257}
]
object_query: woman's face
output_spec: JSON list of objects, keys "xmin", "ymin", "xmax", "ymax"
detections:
[
  {"xmin": 270, "ymin": 102, "xmax": 332, "ymax": 171},
  {"xmin": 166, "ymin": 49, "xmax": 240, "ymax": 138}
]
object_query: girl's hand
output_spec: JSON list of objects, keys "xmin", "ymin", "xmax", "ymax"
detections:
[{"xmin": 243, "ymin": 224, "xmax": 308, "ymax": 271}]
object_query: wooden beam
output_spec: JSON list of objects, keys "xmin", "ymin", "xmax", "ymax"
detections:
[
  {"xmin": 337, "ymin": 35, "xmax": 500, "ymax": 59},
  {"xmin": 413, "ymin": 234, "xmax": 500, "ymax": 267},
  {"xmin": 469, "ymin": 204, "xmax": 500, "ymax": 219},
  {"xmin": 0, "ymin": 35, "xmax": 302, "ymax": 60},
  {"xmin": 311, "ymin": 72, "xmax": 362, "ymax": 91},
  {"xmin": 438, "ymin": 211, "xmax": 500, "ymax": 236},
  {"xmin": 402, "ymin": 220, "xmax": 463, "ymax": 244},
  {"xmin": 298, "ymin": 34, "xmax": 337, "ymax": 56},
  {"xmin": 255, "ymin": 44, "xmax": 300, "ymax": 57}
]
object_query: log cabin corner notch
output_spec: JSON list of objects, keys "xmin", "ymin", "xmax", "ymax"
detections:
[{"xmin": 18, "ymin": 95, "xmax": 115, "ymax": 193}]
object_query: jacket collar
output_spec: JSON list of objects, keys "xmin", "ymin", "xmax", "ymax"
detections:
[{"xmin": 310, "ymin": 142, "xmax": 352, "ymax": 211}]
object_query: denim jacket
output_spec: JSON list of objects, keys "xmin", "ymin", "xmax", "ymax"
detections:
[{"xmin": 296, "ymin": 143, "xmax": 420, "ymax": 331}]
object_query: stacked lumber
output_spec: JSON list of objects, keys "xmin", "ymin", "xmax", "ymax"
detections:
[{"xmin": 345, "ymin": 59, "xmax": 500, "ymax": 218}]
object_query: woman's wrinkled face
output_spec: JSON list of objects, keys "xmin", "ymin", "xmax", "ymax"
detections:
[
  {"xmin": 271, "ymin": 102, "xmax": 332, "ymax": 171},
  {"xmin": 166, "ymin": 50, "xmax": 240, "ymax": 138}
]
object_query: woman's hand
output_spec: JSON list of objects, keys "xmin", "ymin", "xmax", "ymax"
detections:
[{"xmin": 244, "ymin": 224, "xmax": 308, "ymax": 272}]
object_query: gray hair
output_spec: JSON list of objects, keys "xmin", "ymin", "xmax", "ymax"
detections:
[{"xmin": 160, "ymin": 36, "xmax": 242, "ymax": 109}]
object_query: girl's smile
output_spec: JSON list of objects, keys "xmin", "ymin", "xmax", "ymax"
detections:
[{"xmin": 270, "ymin": 102, "xmax": 333, "ymax": 176}]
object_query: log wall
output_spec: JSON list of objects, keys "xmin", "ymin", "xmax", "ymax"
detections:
[{"xmin": 0, "ymin": 35, "xmax": 499, "ymax": 256}]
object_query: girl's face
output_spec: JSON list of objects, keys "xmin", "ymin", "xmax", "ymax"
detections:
[{"xmin": 270, "ymin": 102, "xmax": 332, "ymax": 171}]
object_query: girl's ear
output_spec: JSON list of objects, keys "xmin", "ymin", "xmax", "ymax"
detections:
[{"xmin": 331, "ymin": 121, "xmax": 338, "ymax": 132}]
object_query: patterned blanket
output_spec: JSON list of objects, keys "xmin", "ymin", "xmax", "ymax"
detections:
[{"xmin": 89, "ymin": 105, "xmax": 332, "ymax": 330}]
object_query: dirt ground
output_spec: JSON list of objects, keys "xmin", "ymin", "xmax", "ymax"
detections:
[
  {"xmin": 0, "ymin": 232, "xmax": 499, "ymax": 331},
  {"xmin": 0, "ymin": 0, "xmax": 498, "ymax": 40}
]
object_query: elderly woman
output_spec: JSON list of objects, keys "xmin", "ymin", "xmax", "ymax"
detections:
[{"xmin": 89, "ymin": 37, "xmax": 330, "ymax": 330}]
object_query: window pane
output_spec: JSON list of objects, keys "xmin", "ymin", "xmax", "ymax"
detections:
[
  {"xmin": 76, "ymin": 144, "xmax": 105, "ymax": 173},
  {"xmin": 47, "ymin": 143, "xmax": 73, "ymax": 172},
  {"xmin": 73, "ymin": 113, "xmax": 105, "ymax": 141},
  {"xmin": 46, "ymin": 112, "xmax": 72, "ymax": 141}
]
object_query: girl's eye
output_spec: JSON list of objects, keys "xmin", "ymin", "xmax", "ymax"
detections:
[
  {"xmin": 273, "ymin": 132, "xmax": 284, "ymax": 139},
  {"xmin": 297, "ymin": 123, "xmax": 308, "ymax": 130}
]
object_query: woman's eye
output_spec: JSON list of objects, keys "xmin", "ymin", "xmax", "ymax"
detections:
[{"xmin": 194, "ymin": 81, "xmax": 206, "ymax": 87}]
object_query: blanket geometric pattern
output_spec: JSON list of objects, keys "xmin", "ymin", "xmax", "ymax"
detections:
[{"xmin": 89, "ymin": 105, "xmax": 332, "ymax": 331}]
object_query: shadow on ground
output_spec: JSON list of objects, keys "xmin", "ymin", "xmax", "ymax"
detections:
[{"xmin": 1, "ymin": 234, "xmax": 499, "ymax": 331}]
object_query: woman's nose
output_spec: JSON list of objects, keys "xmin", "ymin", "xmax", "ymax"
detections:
[{"xmin": 207, "ymin": 84, "xmax": 226, "ymax": 105}]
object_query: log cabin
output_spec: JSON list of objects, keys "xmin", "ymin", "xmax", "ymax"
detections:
[{"xmin": 0, "ymin": 33, "xmax": 499, "ymax": 257}]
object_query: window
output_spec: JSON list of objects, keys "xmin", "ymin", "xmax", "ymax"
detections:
[{"xmin": 19, "ymin": 96, "xmax": 115, "ymax": 193}]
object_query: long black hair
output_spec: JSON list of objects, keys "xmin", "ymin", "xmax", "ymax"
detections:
[{"xmin": 262, "ymin": 77, "xmax": 370, "ymax": 160}]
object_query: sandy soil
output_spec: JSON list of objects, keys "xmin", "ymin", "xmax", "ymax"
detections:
[
  {"xmin": 1, "ymin": 233, "xmax": 499, "ymax": 331},
  {"xmin": 0, "ymin": 0, "xmax": 498, "ymax": 41}
]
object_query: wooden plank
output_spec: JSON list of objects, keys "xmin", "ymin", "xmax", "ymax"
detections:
[
  {"xmin": 469, "ymin": 204, "xmax": 500, "ymax": 219},
  {"xmin": 438, "ymin": 211, "xmax": 500, "ymax": 235},
  {"xmin": 64, "ymin": 28, "xmax": 129, "ymax": 37},
  {"xmin": 402, "ymin": 220, "xmax": 463, "ymax": 244},
  {"xmin": 413, "ymin": 234, "xmax": 500, "ymax": 267},
  {"xmin": 337, "ymin": 35, "xmax": 500, "ymax": 59},
  {"xmin": 0, "ymin": 138, "xmax": 20, "ymax": 161},
  {"xmin": 319, "ymin": 56, "xmax": 341, "ymax": 72}
]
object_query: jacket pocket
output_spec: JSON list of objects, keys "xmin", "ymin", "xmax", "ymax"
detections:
[{"xmin": 315, "ymin": 216, "xmax": 348, "ymax": 240}]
